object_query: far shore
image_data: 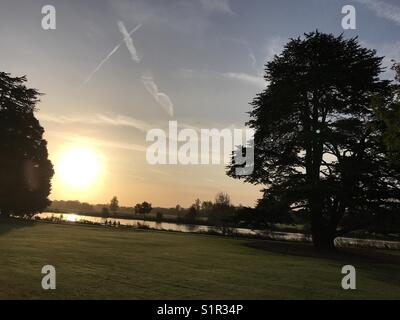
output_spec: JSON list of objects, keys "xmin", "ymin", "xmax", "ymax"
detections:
[{"xmin": 33, "ymin": 213, "xmax": 400, "ymax": 250}]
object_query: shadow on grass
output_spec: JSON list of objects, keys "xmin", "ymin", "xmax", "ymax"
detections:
[
  {"xmin": 244, "ymin": 240, "xmax": 400, "ymax": 265},
  {"xmin": 0, "ymin": 217, "xmax": 35, "ymax": 237}
]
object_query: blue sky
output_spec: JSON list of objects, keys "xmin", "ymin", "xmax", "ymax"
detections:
[{"xmin": 0, "ymin": 0, "xmax": 399, "ymax": 206}]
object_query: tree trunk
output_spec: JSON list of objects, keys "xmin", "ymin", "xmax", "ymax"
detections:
[
  {"xmin": 311, "ymin": 227, "xmax": 336, "ymax": 249},
  {"xmin": 311, "ymin": 214, "xmax": 337, "ymax": 250},
  {"xmin": 0, "ymin": 209, "xmax": 10, "ymax": 219}
]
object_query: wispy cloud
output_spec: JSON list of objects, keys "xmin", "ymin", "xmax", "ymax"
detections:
[
  {"xmin": 37, "ymin": 113, "xmax": 82, "ymax": 124},
  {"xmin": 117, "ymin": 21, "xmax": 141, "ymax": 63},
  {"xmin": 229, "ymin": 36, "xmax": 286, "ymax": 78},
  {"xmin": 72, "ymin": 136, "xmax": 146, "ymax": 153},
  {"xmin": 82, "ymin": 23, "xmax": 142, "ymax": 85},
  {"xmin": 361, "ymin": 40, "xmax": 400, "ymax": 78},
  {"xmin": 141, "ymin": 74, "xmax": 174, "ymax": 116},
  {"xmin": 58, "ymin": 133, "xmax": 147, "ymax": 153},
  {"xmin": 176, "ymin": 67, "xmax": 267, "ymax": 89},
  {"xmin": 248, "ymin": 51, "xmax": 258, "ymax": 75},
  {"xmin": 38, "ymin": 113, "xmax": 152, "ymax": 132},
  {"xmin": 200, "ymin": 0, "xmax": 234, "ymax": 15},
  {"xmin": 96, "ymin": 114, "xmax": 152, "ymax": 131},
  {"xmin": 38, "ymin": 112, "xmax": 214, "ymax": 132},
  {"xmin": 222, "ymin": 72, "xmax": 267, "ymax": 88},
  {"xmin": 263, "ymin": 36, "xmax": 286, "ymax": 62},
  {"xmin": 230, "ymin": 38, "xmax": 261, "ymax": 75},
  {"xmin": 354, "ymin": 0, "xmax": 400, "ymax": 25}
]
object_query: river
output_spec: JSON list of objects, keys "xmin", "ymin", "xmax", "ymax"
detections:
[
  {"xmin": 35, "ymin": 212, "xmax": 400, "ymax": 250},
  {"xmin": 36, "ymin": 212, "xmax": 310, "ymax": 241}
]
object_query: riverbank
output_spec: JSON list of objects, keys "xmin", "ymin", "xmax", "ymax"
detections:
[
  {"xmin": 34, "ymin": 212, "xmax": 400, "ymax": 250},
  {"xmin": 42, "ymin": 210, "xmax": 400, "ymax": 242},
  {"xmin": 1, "ymin": 219, "xmax": 399, "ymax": 299},
  {"xmin": 43, "ymin": 209, "xmax": 309, "ymax": 233}
]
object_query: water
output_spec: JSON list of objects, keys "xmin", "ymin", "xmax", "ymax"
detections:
[
  {"xmin": 35, "ymin": 212, "xmax": 309, "ymax": 241},
  {"xmin": 35, "ymin": 212, "xmax": 400, "ymax": 250}
]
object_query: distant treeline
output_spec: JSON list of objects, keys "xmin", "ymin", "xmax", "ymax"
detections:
[
  {"xmin": 46, "ymin": 196, "xmax": 400, "ymax": 236},
  {"xmin": 46, "ymin": 200, "xmax": 184, "ymax": 217},
  {"xmin": 46, "ymin": 192, "xmax": 237, "ymax": 227}
]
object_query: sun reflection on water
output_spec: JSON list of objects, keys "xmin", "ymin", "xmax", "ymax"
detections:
[{"xmin": 65, "ymin": 214, "xmax": 78, "ymax": 222}]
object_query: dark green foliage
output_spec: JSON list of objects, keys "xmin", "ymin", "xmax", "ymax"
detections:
[
  {"xmin": 375, "ymin": 62, "xmax": 400, "ymax": 163},
  {"xmin": 232, "ymin": 196, "xmax": 293, "ymax": 229},
  {"xmin": 228, "ymin": 32, "xmax": 400, "ymax": 248},
  {"xmin": 0, "ymin": 72, "xmax": 54, "ymax": 217}
]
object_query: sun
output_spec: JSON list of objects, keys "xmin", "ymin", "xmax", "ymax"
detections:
[{"xmin": 56, "ymin": 146, "xmax": 102, "ymax": 189}]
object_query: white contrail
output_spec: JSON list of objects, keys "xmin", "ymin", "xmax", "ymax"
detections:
[
  {"xmin": 223, "ymin": 72, "xmax": 266, "ymax": 88},
  {"xmin": 83, "ymin": 24, "xmax": 142, "ymax": 85},
  {"xmin": 200, "ymin": 0, "xmax": 234, "ymax": 15},
  {"xmin": 141, "ymin": 74, "xmax": 174, "ymax": 117},
  {"xmin": 118, "ymin": 21, "xmax": 140, "ymax": 63},
  {"xmin": 354, "ymin": 0, "xmax": 400, "ymax": 26}
]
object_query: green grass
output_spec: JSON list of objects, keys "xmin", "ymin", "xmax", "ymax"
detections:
[{"xmin": 0, "ymin": 219, "xmax": 399, "ymax": 299}]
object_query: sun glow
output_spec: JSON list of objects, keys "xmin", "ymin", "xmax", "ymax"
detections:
[{"xmin": 56, "ymin": 146, "xmax": 102, "ymax": 190}]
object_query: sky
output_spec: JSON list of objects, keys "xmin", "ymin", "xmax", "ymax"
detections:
[{"xmin": 0, "ymin": 0, "xmax": 399, "ymax": 207}]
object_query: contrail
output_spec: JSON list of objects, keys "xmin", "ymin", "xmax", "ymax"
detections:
[
  {"xmin": 141, "ymin": 74, "xmax": 174, "ymax": 117},
  {"xmin": 83, "ymin": 24, "xmax": 142, "ymax": 85},
  {"xmin": 118, "ymin": 21, "xmax": 140, "ymax": 63},
  {"xmin": 354, "ymin": 0, "xmax": 400, "ymax": 26}
]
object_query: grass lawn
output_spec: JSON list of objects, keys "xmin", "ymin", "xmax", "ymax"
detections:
[{"xmin": 0, "ymin": 219, "xmax": 399, "ymax": 299}]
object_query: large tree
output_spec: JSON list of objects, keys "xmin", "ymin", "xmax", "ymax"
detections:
[
  {"xmin": 0, "ymin": 72, "xmax": 54, "ymax": 217},
  {"xmin": 376, "ymin": 62, "xmax": 400, "ymax": 162},
  {"xmin": 228, "ymin": 31, "xmax": 400, "ymax": 249}
]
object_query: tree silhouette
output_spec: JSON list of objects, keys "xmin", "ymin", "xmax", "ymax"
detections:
[
  {"xmin": 201, "ymin": 201, "xmax": 213, "ymax": 217},
  {"xmin": 376, "ymin": 62, "xmax": 400, "ymax": 164},
  {"xmin": 134, "ymin": 201, "xmax": 152, "ymax": 221},
  {"xmin": 193, "ymin": 198, "xmax": 201, "ymax": 212},
  {"xmin": 228, "ymin": 32, "xmax": 400, "ymax": 249},
  {"xmin": 175, "ymin": 204, "xmax": 182, "ymax": 214},
  {"xmin": 0, "ymin": 72, "xmax": 54, "ymax": 217},
  {"xmin": 209, "ymin": 192, "xmax": 235, "ymax": 226},
  {"xmin": 101, "ymin": 207, "xmax": 109, "ymax": 217},
  {"xmin": 109, "ymin": 196, "xmax": 119, "ymax": 215},
  {"xmin": 185, "ymin": 205, "xmax": 197, "ymax": 223}
]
